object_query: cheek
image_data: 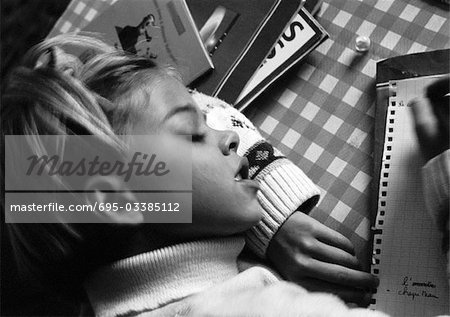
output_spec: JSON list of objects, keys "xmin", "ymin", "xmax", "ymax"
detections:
[
  {"xmin": 190, "ymin": 159, "xmax": 261, "ymax": 234},
  {"xmin": 191, "ymin": 157, "xmax": 232, "ymax": 209},
  {"xmin": 192, "ymin": 162, "xmax": 228, "ymax": 209}
]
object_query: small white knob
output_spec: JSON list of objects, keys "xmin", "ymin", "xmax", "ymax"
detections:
[{"xmin": 355, "ymin": 35, "xmax": 371, "ymax": 52}]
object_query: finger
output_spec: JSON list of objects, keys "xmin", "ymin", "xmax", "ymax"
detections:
[
  {"xmin": 313, "ymin": 223, "xmax": 355, "ymax": 255},
  {"xmin": 426, "ymin": 76, "xmax": 450, "ymax": 103},
  {"xmin": 298, "ymin": 278, "xmax": 373, "ymax": 306},
  {"xmin": 409, "ymin": 97, "xmax": 440, "ymax": 145},
  {"xmin": 311, "ymin": 241, "xmax": 361, "ymax": 270},
  {"xmin": 442, "ymin": 218, "xmax": 449, "ymax": 254},
  {"xmin": 435, "ymin": 101, "xmax": 450, "ymax": 142},
  {"xmin": 303, "ymin": 259, "xmax": 379, "ymax": 289},
  {"xmin": 426, "ymin": 76, "xmax": 450, "ymax": 137}
]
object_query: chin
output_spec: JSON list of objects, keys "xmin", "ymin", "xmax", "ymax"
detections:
[
  {"xmin": 210, "ymin": 207, "xmax": 263, "ymax": 236},
  {"xmin": 191, "ymin": 195, "xmax": 263, "ymax": 235}
]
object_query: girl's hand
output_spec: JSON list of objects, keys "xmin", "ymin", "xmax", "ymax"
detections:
[
  {"xmin": 409, "ymin": 76, "xmax": 449, "ymax": 162},
  {"xmin": 267, "ymin": 211, "xmax": 378, "ymax": 306}
]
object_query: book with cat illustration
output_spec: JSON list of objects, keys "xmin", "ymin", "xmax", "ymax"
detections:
[
  {"xmin": 82, "ymin": 0, "xmax": 213, "ymax": 85},
  {"xmin": 371, "ymin": 60, "xmax": 449, "ymax": 316}
]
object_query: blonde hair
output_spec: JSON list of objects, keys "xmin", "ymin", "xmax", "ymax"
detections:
[{"xmin": 1, "ymin": 33, "xmax": 180, "ymax": 298}]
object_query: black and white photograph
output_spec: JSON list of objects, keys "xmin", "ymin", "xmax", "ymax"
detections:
[{"xmin": 1, "ymin": 0, "xmax": 449, "ymax": 316}]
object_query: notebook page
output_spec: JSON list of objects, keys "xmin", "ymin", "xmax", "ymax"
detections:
[{"xmin": 371, "ymin": 75, "xmax": 449, "ymax": 317}]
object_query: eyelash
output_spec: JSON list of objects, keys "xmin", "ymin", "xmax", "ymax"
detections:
[{"xmin": 192, "ymin": 133, "xmax": 205, "ymax": 142}]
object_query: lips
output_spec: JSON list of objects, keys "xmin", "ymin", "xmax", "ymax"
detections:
[{"xmin": 234, "ymin": 157, "xmax": 250, "ymax": 181}]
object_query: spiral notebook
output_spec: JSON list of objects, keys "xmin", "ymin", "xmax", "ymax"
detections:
[{"xmin": 370, "ymin": 74, "xmax": 449, "ymax": 316}]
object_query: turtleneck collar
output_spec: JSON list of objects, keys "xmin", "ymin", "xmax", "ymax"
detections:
[{"xmin": 84, "ymin": 236, "xmax": 245, "ymax": 317}]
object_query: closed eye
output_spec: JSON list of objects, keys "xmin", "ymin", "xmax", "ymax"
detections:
[{"xmin": 192, "ymin": 133, "xmax": 205, "ymax": 143}]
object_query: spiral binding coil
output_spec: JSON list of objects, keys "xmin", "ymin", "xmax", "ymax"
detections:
[{"xmin": 370, "ymin": 81, "xmax": 397, "ymax": 306}]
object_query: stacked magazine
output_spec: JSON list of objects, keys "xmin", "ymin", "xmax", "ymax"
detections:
[{"xmin": 80, "ymin": 0, "xmax": 328, "ymax": 110}]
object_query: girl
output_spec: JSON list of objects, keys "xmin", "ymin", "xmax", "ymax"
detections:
[{"xmin": 2, "ymin": 34, "xmax": 382, "ymax": 316}]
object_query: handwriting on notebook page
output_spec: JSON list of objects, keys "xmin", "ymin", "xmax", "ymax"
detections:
[{"xmin": 392, "ymin": 276, "xmax": 439, "ymax": 300}]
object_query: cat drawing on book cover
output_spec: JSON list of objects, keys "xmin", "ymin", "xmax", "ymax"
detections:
[{"xmin": 115, "ymin": 14, "xmax": 158, "ymax": 59}]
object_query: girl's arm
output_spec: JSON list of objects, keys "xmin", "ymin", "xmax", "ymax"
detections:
[
  {"xmin": 422, "ymin": 151, "xmax": 450, "ymax": 255},
  {"xmin": 423, "ymin": 151, "xmax": 450, "ymax": 290}
]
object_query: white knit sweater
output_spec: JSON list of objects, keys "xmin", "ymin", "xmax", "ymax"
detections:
[
  {"xmin": 84, "ymin": 236, "xmax": 256, "ymax": 316},
  {"xmin": 84, "ymin": 236, "xmax": 389, "ymax": 317}
]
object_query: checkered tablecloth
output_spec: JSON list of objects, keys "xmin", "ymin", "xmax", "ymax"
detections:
[
  {"xmin": 245, "ymin": 0, "xmax": 449, "ymax": 265},
  {"xmin": 49, "ymin": 0, "xmax": 450, "ymax": 265}
]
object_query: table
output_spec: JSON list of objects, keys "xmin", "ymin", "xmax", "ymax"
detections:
[
  {"xmin": 244, "ymin": 0, "xmax": 449, "ymax": 265},
  {"xmin": 49, "ymin": 0, "xmax": 450, "ymax": 266}
]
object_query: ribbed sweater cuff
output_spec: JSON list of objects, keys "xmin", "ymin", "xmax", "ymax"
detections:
[
  {"xmin": 246, "ymin": 159, "xmax": 321, "ymax": 257},
  {"xmin": 422, "ymin": 150, "xmax": 450, "ymax": 231}
]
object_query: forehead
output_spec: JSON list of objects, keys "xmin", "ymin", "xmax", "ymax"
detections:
[
  {"xmin": 135, "ymin": 75, "xmax": 197, "ymax": 132},
  {"xmin": 151, "ymin": 76, "xmax": 193, "ymax": 109}
]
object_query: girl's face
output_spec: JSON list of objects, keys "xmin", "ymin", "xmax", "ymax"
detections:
[{"xmin": 131, "ymin": 76, "xmax": 262, "ymax": 238}]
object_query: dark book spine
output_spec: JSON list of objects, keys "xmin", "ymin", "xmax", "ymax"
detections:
[{"xmin": 216, "ymin": 0, "xmax": 303, "ymax": 104}]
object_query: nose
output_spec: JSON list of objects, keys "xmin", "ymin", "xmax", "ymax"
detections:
[{"xmin": 218, "ymin": 130, "xmax": 240, "ymax": 155}]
